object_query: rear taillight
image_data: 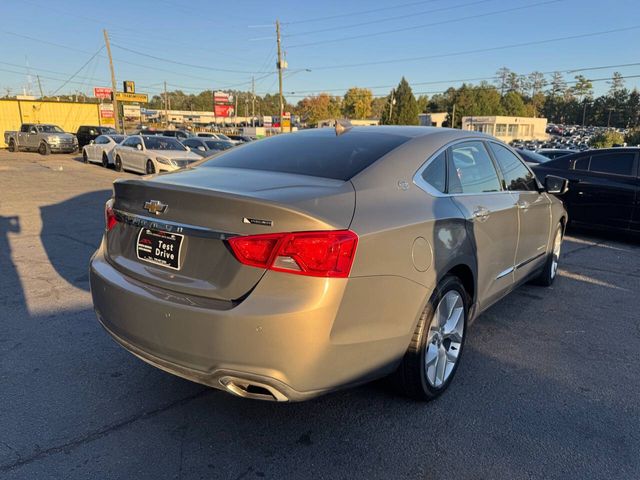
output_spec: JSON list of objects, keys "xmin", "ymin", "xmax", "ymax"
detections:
[
  {"xmin": 105, "ymin": 198, "xmax": 118, "ymax": 231},
  {"xmin": 228, "ymin": 230, "xmax": 358, "ymax": 278}
]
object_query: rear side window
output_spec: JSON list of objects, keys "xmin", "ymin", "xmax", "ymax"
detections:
[
  {"xmin": 589, "ymin": 153, "xmax": 635, "ymax": 176},
  {"xmin": 421, "ymin": 151, "xmax": 447, "ymax": 193},
  {"xmin": 201, "ymin": 130, "xmax": 410, "ymax": 181},
  {"xmin": 489, "ymin": 143, "xmax": 537, "ymax": 191},
  {"xmin": 574, "ymin": 156, "xmax": 589, "ymax": 171},
  {"xmin": 448, "ymin": 141, "xmax": 501, "ymax": 194}
]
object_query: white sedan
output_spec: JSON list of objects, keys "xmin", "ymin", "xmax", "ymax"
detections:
[
  {"xmin": 82, "ymin": 134, "xmax": 126, "ymax": 168},
  {"xmin": 112, "ymin": 135, "xmax": 201, "ymax": 174}
]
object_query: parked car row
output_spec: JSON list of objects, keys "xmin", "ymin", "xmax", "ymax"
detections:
[{"xmin": 82, "ymin": 133, "xmax": 238, "ymax": 173}]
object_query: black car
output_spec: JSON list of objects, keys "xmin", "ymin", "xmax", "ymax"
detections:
[
  {"xmin": 76, "ymin": 125, "xmax": 117, "ymax": 149},
  {"xmin": 515, "ymin": 149, "xmax": 550, "ymax": 166},
  {"xmin": 536, "ymin": 148, "xmax": 577, "ymax": 160},
  {"xmin": 532, "ymin": 148, "xmax": 640, "ymax": 233}
]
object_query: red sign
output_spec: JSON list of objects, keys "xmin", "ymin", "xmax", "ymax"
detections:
[
  {"xmin": 214, "ymin": 104, "xmax": 234, "ymax": 117},
  {"xmin": 214, "ymin": 91, "xmax": 232, "ymax": 103},
  {"xmin": 94, "ymin": 87, "xmax": 113, "ymax": 99}
]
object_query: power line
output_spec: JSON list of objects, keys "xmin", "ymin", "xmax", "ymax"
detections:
[
  {"xmin": 281, "ymin": 0, "xmax": 440, "ymax": 25},
  {"xmin": 284, "ymin": 0, "xmax": 496, "ymax": 38},
  {"xmin": 288, "ymin": 0, "xmax": 564, "ymax": 48},
  {"xmin": 51, "ymin": 46, "xmax": 104, "ymax": 95},
  {"xmin": 111, "ymin": 43, "xmax": 273, "ymax": 74},
  {"xmin": 308, "ymin": 25, "xmax": 640, "ymax": 70},
  {"xmin": 282, "ymin": 73, "xmax": 640, "ymax": 98},
  {"xmin": 285, "ymin": 62, "xmax": 640, "ymax": 95}
]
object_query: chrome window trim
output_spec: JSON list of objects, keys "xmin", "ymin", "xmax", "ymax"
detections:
[
  {"xmin": 485, "ymin": 140, "xmax": 542, "ymax": 193},
  {"xmin": 413, "ymin": 137, "xmax": 509, "ymax": 198}
]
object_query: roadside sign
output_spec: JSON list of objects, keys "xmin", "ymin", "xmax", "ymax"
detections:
[
  {"xmin": 214, "ymin": 104, "xmax": 234, "ymax": 117},
  {"xmin": 99, "ymin": 103, "xmax": 114, "ymax": 118},
  {"xmin": 263, "ymin": 115, "xmax": 272, "ymax": 127},
  {"xmin": 123, "ymin": 104, "xmax": 141, "ymax": 119},
  {"xmin": 214, "ymin": 91, "xmax": 233, "ymax": 103},
  {"xmin": 115, "ymin": 92, "xmax": 148, "ymax": 103},
  {"xmin": 93, "ymin": 87, "xmax": 113, "ymax": 99},
  {"xmin": 123, "ymin": 80, "xmax": 135, "ymax": 93}
]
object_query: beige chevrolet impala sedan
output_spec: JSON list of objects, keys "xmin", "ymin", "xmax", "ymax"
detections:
[{"xmin": 90, "ymin": 126, "xmax": 568, "ymax": 402}]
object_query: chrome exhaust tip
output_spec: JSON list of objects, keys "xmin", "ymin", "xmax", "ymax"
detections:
[{"xmin": 219, "ymin": 376, "xmax": 289, "ymax": 402}]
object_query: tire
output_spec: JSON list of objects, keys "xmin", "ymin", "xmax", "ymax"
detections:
[
  {"xmin": 531, "ymin": 224, "xmax": 563, "ymax": 287},
  {"xmin": 102, "ymin": 153, "xmax": 109, "ymax": 168},
  {"xmin": 114, "ymin": 155, "xmax": 123, "ymax": 172},
  {"xmin": 145, "ymin": 159, "xmax": 156, "ymax": 175},
  {"xmin": 39, "ymin": 142, "xmax": 51, "ymax": 156},
  {"xmin": 8, "ymin": 139, "xmax": 16, "ymax": 152},
  {"xmin": 82, "ymin": 150, "xmax": 88, "ymax": 163},
  {"xmin": 392, "ymin": 275, "xmax": 469, "ymax": 401}
]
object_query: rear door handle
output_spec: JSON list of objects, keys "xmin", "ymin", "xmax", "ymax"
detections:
[{"xmin": 516, "ymin": 200, "xmax": 530, "ymax": 210}]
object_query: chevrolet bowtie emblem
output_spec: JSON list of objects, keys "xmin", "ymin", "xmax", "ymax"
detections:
[{"xmin": 143, "ymin": 200, "xmax": 168, "ymax": 215}]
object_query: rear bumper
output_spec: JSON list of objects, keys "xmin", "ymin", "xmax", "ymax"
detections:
[{"xmin": 90, "ymin": 242, "xmax": 427, "ymax": 401}]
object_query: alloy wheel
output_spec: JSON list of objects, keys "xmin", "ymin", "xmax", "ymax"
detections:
[{"xmin": 425, "ymin": 290, "xmax": 465, "ymax": 388}]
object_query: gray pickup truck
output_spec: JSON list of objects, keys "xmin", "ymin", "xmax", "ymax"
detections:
[{"xmin": 5, "ymin": 123, "xmax": 78, "ymax": 155}]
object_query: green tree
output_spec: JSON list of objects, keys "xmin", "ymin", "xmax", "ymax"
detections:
[
  {"xmin": 342, "ymin": 87, "xmax": 373, "ymax": 119},
  {"xmin": 370, "ymin": 96, "xmax": 387, "ymax": 119},
  {"xmin": 416, "ymin": 94, "xmax": 429, "ymax": 114},
  {"xmin": 501, "ymin": 91, "xmax": 527, "ymax": 116},
  {"xmin": 624, "ymin": 128, "xmax": 640, "ymax": 147},
  {"xmin": 385, "ymin": 77, "xmax": 418, "ymax": 125},
  {"xmin": 625, "ymin": 128, "xmax": 640, "ymax": 146},
  {"xmin": 589, "ymin": 130, "xmax": 625, "ymax": 148},
  {"xmin": 296, "ymin": 93, "xmax": 341, "ymax": 125}
]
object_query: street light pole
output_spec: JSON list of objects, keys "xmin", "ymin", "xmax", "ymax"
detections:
[{"xmin": 276, "ymin": 20, "xmax": 285, "ymax": 133}]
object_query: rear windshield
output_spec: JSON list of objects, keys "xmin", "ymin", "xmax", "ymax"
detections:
[
  {"xmin": 200, "ymin": 129, "xmax": 409, "ymax": 180},
  {"xmin": 143, "ymin": 136, "xmax": 186, "ymax": 151}
]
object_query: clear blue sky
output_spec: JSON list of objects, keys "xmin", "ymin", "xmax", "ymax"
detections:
[{"xmin": 1, "ymin": 0, "xmax": 639, "ymax": 101}]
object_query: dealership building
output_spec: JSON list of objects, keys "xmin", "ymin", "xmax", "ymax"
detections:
[{"xmin": 461, "ymin": 116, "xmax": 547, "ymax": 142}]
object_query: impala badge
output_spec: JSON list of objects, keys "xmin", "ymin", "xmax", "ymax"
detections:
[{"xmin": 144, "ymin": 200, "xmax": 168, "ymax": 215}]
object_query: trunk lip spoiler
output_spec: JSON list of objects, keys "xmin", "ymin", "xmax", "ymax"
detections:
[{"xmin": 113, "ymin": 209, "xmax": 239, "ymax": 241}]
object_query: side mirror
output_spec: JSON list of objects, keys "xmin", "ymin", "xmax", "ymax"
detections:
[
  {"xmin": 184, "ymin": 146, "xmax": 191, "ymax": 151},
  {"xmin": 136, "ymin": 144, "xmax": 143, "ymax": 151},
  {"xmin": 197, "ymin": 145, "xmax": 206, "ymax": 151},
  {"xmin": 545, "ymin": 175, "xmax": 569, "ymax": 195}
]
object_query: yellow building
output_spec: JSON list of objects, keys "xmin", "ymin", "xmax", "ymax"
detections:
[
  {"xmin": 1, "ymin": 100, "xmax": 102, "ymax": 148},
  {"xmin": 461, "ymin": 116, "xmax": 547, "ymax": 142}
]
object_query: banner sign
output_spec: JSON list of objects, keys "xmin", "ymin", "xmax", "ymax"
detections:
[
  {"xmin": 99, "ymin": 103, "xmax": 114, "ymax": 118},
  {"xmin": 93, "ymin": 87, "xmax": 113, "ymax": 99},
  {"xmin": 115, "ymin": 92, "xmax": 148, "ymax": 103},
  {"xmin": 214, "ymin": 104, "xmax": 234, "ymax": 117},
  {"xmin": 123, "ymin": 104, "xmax": 141, "ymax": 119}
]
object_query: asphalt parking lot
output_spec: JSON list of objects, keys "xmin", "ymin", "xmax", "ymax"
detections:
[{"xmin": 1, "ymin": 149, "xmax": 639, "ymax": 480}]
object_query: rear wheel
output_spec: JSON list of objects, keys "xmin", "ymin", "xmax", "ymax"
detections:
[
  {"xmin": 39, "ymin": 142, "xmax": 51, "ymax": 156},
  {"xmin": 392, "ymin": 275, "xmax": 468, "ymax": 401},
  {"xmin": 8, "ymin": 139, "xmax": 16, "ymax": 152},
  {"xmin": 102, "ymin": 152, "xmax": 109, "ymax": 168},
  {"xmin": 82, "ymin": 150, "xmax": 88, "ymax": 163},
  {"xmin": 114, "ymin": 155, "xmax": 123, "ymax": 172},
  {"xmin": 146, "ymin": 159, "xmax": 156, "ymax": 175},
  {"xmin": 532, "ymin": 224, "xmax": 563, "ymax": 286}
]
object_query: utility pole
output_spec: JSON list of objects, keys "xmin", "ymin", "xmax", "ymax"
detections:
[
  {"xmin": 234, "ymin": 93, "xmax": 238, "ymax": 127},
  {"xmin": 103, "ymin": 29, "xmax": 120, "ymax": 133},
  {"xmin": 164, "ymin": 81, "xmax": 168, "ymax": 127},
  {"xmin": 451, "ymin": 104, "xmax": 456, "ymax": 129},
  {"xmin": 36, "ymin": 75, "xmax": 44, "ymax": 98},
  {"xmin": 251, "ymin": 76, "xmax": 255, "ymax": 127},
  {"xmin": 276, "ymin": 20, "xmax": 284, "ymax": 133}
]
